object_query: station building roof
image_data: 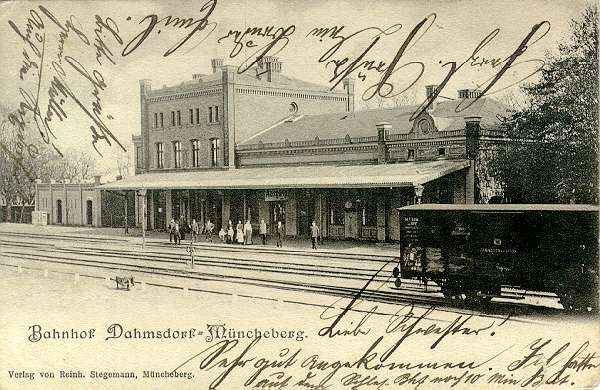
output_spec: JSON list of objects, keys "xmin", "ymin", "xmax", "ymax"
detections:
[
  {"xmin": 100, "ymin": 160, "xmax": 470, "ymax": 191},
  {"xmin": 241, "ymin": 97, "xmax": 510, "ymax": 144}
]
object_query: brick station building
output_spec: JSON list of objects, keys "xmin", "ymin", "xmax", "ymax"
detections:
[{"xmin": 98, "ymin": 58, "xmax": 509, "ymax": 241}]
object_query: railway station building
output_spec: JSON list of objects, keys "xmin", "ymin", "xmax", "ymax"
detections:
[{"xmin": 38, "ymin": 57, "xmax": 511, "ymax": 241}]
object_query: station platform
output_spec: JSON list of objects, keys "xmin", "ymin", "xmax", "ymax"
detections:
[{"xmin": 0, "ymin": 223, "xmax": 399, "ymax": 258}]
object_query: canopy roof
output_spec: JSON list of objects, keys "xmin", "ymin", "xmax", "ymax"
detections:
[
  {"xmin": 399, "ymin": 204, "xmax": 599, "ymax": 212},
  {"xmin": 100, "ymin": 160, "xmax": 470, "ymax": 191}
]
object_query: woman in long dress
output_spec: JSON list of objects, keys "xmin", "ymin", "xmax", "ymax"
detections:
[
  {"xmin": 236, "ymin": 221, "xmax": 244, "ymax": 244},
  {"xmin": 244, "ymin": 220, "xmax": 253, "ymax": 245}
]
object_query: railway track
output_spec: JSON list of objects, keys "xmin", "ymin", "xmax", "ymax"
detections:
[
  {"xmin": 0, "ymin": 245, "xmax": 438, "ymax": 306},
  {"xmin": 0, "ymin": 231, "xmax": 566, "ymax": 321}
]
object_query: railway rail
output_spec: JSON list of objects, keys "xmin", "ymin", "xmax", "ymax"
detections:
[{"xmin": 0, "ymin": 231, "xmax": 567, "ymax": 320}]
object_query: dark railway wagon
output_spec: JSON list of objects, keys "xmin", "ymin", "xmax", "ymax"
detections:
[{"xmin": 392, "ymin": 204, "xmax": 599, "ymax": 312}]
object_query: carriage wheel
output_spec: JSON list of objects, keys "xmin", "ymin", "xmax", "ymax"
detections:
[{"xmin": 559, "ymin": 290, "xmax": 596, "ymax": 313}]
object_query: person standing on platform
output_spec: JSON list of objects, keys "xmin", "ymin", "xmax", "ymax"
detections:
[
  {"xmin": 259, "ymin": 219, "xmax": 267, "ymax": 245},
  {"xmin": 205, "ymin": 219, "xmax": 214, "ymax": 242},
  {"xmin": 310, "ymin": 221, "xmax": 320, "ymax": 250},
  {"xmin": 191, "ymin": 219, "xmax": 199, "ymax": 243},
  {"xmin": 179, "ymin": 215, "xmax": 187, "ymax": 242},
  {"xmin": 276, "ymin": 221, "xmax": 285, "ymax": 248},
  {"xmin": 244, "ymin": 220, "xmax": 253, "ymax": 245},
  {"xmin": 174, "ymin": 222, "xmax": 181, "ymax": 245},
  {"xmin": 227, "ymin": 220, "xmax": 234, "ymax": 244},
  {"xmin": 168, "ymin": 218, "xmax": 176, "ymax": 245},
  {"xmin": 236, "ymin": 221, "xmax": 244, "ymax": 244}
]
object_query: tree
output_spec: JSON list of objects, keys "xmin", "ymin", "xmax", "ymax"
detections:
[
  {"xmin": 0, "ymin": 106, "xmax": 101, "ymax": 222},
  {"xmin": 491, "ymin": 5, "xmax": 598, "ymax": 204}
]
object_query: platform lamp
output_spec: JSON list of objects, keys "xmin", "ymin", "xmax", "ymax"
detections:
[{"xmin": 414, "ymin": 184, "xmax": 424, "ymax": 205}]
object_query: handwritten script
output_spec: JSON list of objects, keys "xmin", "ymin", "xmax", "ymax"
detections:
[{"xmin": 2, "ymin": 2, "xmax": 550, "ymax": 179}]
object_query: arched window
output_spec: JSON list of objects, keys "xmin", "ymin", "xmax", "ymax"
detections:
[
  {"xmin": 210, "ymin": 138, "xmax": 220, "ymax": 167},
  {"xmin": 173, "ymin": 141, "xmax": 182, "ymax": 168}
]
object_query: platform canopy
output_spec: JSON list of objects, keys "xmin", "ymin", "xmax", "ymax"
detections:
[{"xmin": 99, "ymin": 160, "xmax": 470, "ymax": 191}]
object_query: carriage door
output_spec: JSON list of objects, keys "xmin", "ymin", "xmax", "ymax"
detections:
[
  {"xmin": 56, "ymin": 200, "xmax": 62, "ymax": 224},
  {"xmin": 86, "ymin": 200, "xmax": 93, "ymax": 225}
]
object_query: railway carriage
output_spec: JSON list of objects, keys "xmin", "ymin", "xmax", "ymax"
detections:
[{"xmin": 392, "ymin": 204, "xmax": 599, "ymax": 312}]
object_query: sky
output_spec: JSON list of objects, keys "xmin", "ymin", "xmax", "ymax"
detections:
[{"xmin": 0, "ymin": 0, "xmax": 593, "ymax": 178}]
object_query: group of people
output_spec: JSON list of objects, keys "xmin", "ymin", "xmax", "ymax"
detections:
[
  {"xmin": 217, "ymin": 220, "xmax": 254, "ymax": 244},
  {"xmin": 167, "ymin": 218, "xmax": 320, "ymax": 249},
  {"xmin": 168, "ymin": 217, "xmax": 214, "ymax": 245}
]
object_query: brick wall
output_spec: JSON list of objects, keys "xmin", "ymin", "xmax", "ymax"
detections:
[{"xmin": 145, "ymin": 93, "xmax": 225, "ymax": 169}]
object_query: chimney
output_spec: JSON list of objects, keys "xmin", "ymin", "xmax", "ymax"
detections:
[
  {"xmin": 465, "ymin": 116, "xmax": 482, "ymax": 159},
  {"xmin": 139, "ymin": 79, "xmax": 152, "ymax": 96},
  {"xmin": 94, "ymin": 175, "xmax": 101, "ymax": 185},
  {"xmin": 458, "ymin": 88, "xmax": 482, "ymax": 99},
  {"xmin": 192, "ymin": 73, "xmax": 205, "ymax": 80},
  {"xmin": 211, "ymin": 58, "xmax": 224, "ymax": 73},
  {"xmin": 376, "ymin": 122, "xmax": 391, "ymax": 164},
  {"xmin": 343, "ymin": 78, "xmax": 355, "ymax": 113},
  {"xmin": 257, "ymin": 56, "xmax": 282, "ymax": 82},
  {"xmin": 425, "ymin": 85, "xmax": 438, "ymax": 112}
]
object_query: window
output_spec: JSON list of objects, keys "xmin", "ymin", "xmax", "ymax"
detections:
[
  {"xmin": 154, "ymin": 113, "xmax": 158, "ymax": 128},
  {"xmin": 210, "ymin": 138, "xmax": 220, "ymax": 166},
  {"xmin": 195, "ymin": 108, "xmax": 200, "ymax": 124},
  {"xmin": 173, "ymin": 141, "xmax": 182, "ymax": 168},
  {"xmin": 330, "ymin": 197, "xmax": 345, "ymax": 225},
  {"xmin": 361, "ymin": 197, "xmax": 377, "ymax": 227},
  {"xmin": 160, "ymin": 113, "xmax": 164, "ymax": 128},
  {"xmin": 136, "ymin": 146, "xmax": 143, "ymax": 168},
  {"xmin": 177, "ymin": 110, "xmax": 181, "ymax": 126},
  {"xmin": 171, "ymin": 111, "xmax": 175, "ymax": 126},
  {"xmin": 191, "ymin": 140, "xmax": 200, "ymax": 167},
  {"xmin": 208, "ymin": 106, "xmax": 219, "ymax": 124},
  {"xmin": 407, "ymin": 149, "xmax": 415, "ymax": 160},
  {"xmin": 189, "ymin": 108, "xmax": 193, "ymax": 124},
  {"xmin": 438, "ymin": 147, "xmax": 446, "ymax": 157},
  {"xmin": 156, "ymin": 143, "xmax": 164, "ymax": 168}
]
